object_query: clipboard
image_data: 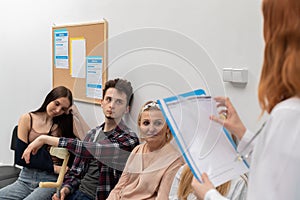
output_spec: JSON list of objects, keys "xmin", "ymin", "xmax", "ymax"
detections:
[{"xmin": 157, "ymin": 89, "xmax": 249, "ymax": 186}]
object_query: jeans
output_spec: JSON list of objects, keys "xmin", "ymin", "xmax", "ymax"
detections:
[
  {"xmin": 66, "ymin": 190, "xmax": 93, "ymax": 200},
  {"xmin": 0, "ymin": 167, "xmax": 57, "ymax": 200}
]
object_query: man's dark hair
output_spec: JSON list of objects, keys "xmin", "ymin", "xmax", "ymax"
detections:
[{"xmin": 103, "ymin": 78, "xmax": 133, "ymax": 106}]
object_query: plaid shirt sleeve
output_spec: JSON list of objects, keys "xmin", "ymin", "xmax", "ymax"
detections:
[
  {"xmin": 61, "ymin": 130, "xmax": 95, "ymax": 194},
  {"xmin": 59, "ymin": 121, "xmax": 139, "ymax": 170}
]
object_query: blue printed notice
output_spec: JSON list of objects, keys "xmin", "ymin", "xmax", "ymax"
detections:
[
  {"xmin": 86, "ymin": 56, "xmax": 103, "ymax": 99},
  {"xmin": 54, "ymin": 29, "xmax": 69, "ymax": 68}
]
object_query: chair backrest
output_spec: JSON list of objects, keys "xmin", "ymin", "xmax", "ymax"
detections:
[
  {"xmin": 10, "ymin": 125, "xmax": 18, "ymax": 151},
  {"xmin": 10, "ymin": 125, "xmax": 18, "ymax": 166},
  {"xmin": 0, "ymin": 125, "xmax": 22, "ymax": 188}
]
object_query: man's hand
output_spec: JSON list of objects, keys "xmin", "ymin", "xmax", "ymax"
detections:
[
  {"xmin": 52, "ymin": 187, "xmax": 70, "ymax": 200},
  {"xmin": 21, "ymin": 135, "xmax": 46, "ymax": 163},
  {"xmin": 22, "ymin": 135, "xmax": 60, "ymax": 163}
]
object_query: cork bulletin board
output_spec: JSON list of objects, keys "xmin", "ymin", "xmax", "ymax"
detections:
[{"xmin": 52, "ymin": 20, "xmax": 108, "ymax": 104}]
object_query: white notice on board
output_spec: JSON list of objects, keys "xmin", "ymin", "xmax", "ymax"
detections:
[{"xmin": 71, "ymin": 38, "xmax": 86, "ymax": 78}]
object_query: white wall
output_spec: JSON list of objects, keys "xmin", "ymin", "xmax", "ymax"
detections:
[{"xmin": 0, "ymin": 0, "xmax": 265, "ymax": 165}]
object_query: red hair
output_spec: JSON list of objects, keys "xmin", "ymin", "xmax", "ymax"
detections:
[{"xmin": 258, "ymin": 0, "xmax": 300, "ymax": 113}]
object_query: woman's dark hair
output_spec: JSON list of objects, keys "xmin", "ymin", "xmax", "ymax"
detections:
[{"xmin": 33, "ymin": 86, "xmax": 75, "ymax": 138}]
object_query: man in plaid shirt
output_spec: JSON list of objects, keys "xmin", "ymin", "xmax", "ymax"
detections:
[{"xmin": 23, "ymin": 78, "xmax": 139, "ymax": 200}]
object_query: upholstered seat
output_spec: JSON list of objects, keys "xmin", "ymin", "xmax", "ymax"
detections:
[{"xmin": 0, "ymin": 126, "xmax": 21, "ymax": 188}]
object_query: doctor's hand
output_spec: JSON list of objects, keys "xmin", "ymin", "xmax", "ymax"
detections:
[
  {"xmin": 210, "ymin": 97, "xmax": 246, "ymax": 140},
  {"xmin": 191, "ymin": 173, "xmax": 215, "ymax": 200}
]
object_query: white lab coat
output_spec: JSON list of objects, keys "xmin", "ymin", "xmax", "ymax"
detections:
[{"xmin": 205, "ymin": 97, "xmax": 300, "ymax": 200}]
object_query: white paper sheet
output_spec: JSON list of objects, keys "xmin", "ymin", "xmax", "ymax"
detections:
[
  {"xmin": 158, "ymin": 89, "xmax": 249, "ymax": 186},
  {"xmin": 71, "ymin": 38, "xmax": 86, "ymax": 78}
]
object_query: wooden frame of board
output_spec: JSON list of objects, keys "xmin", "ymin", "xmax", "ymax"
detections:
[{"xmin": 52, "ymin": 20, "xmax": 108, "ymax": 105}]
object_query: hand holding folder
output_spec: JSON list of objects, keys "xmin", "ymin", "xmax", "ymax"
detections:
[{"xmin": 157, "ymin": 89, "xmax": 249, "ymax": 186}]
